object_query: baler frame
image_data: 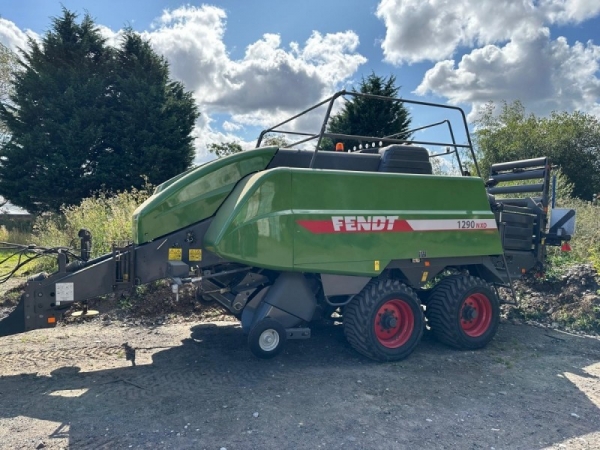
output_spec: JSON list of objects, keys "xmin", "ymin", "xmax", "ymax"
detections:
[{"xmin": 0, "ymin": 90, "xmax": 576, "ymax": 362}]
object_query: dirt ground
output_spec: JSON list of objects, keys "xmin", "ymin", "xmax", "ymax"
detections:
[{"xmin": 1, "ymin": 317, "xmax": 600, "ymax": 450}]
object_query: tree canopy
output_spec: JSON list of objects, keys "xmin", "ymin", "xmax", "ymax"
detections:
[
  {"xmin": 208, "ymin": 141, "xmax": 243, "ymax": 158},
  {"xmin": 208, "ymin": 133, "xmax": 290, "ymax": 159},
  {"xmin": 475, "ymin": 101, "xmax": 600, "ymax": 201},
  {"xmin": 0, "ymin": 9, "xmax": 199, "ymax": 213},
  {"xmin": 326, "ymin": 73, "xmax": 412, "ymax": 151}
]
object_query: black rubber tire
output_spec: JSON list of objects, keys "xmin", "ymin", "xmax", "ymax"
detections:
[
  {"xmin": 343, "ymin": 279, "xmax": 424, "ymax": 362},
  {"xmin": 426, "ymin": 276, "xmax": 500, "ymax": 349},
  {"xmin": 248, "ymin": 318, "xmax": 287, "ymax": 359}
]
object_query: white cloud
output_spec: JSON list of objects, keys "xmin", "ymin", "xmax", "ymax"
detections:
[
  {"xmin": 0, "ymin": 18, "xmax": 39, "ymax": 52},
  {"xmin": 542, "ymin": 0, "xmax": 600, "ymax": 24},
  {"xmin": 376, "ymin": 0, "xmax": 539, "ymax": 64},
  {"xmin": 415, "ymin": 29, "xmax": 600, "ymax": 119},
  {"xmin": 97, "ymin": 25, "xmax": 124, "ymax": 48},
  {"xmin": 139, "ymin": 6, "xmax": 366, "ymax": 158},
  {"xmin": 142, "ymin": 6, "xmax": 366, "ymax": 114},
  {"xmin": 222, "ymin": 121, "xmax": 242, "ymax": 132},
  {"xmin": 376, "ymin": 0, "xmax": 599, "ymax": 65},
  {"xmin": 376, "ymin": 0, "xmax": 600, "ymax": 118}
]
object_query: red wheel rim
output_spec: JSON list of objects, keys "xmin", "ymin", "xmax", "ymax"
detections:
[
  {"xmin": 374, "ymin": 299, "xmax": 415, "ymax": 348},
  {"xmin": 460, "ymin": 293, "xmax": 492, "ymax": 337}
]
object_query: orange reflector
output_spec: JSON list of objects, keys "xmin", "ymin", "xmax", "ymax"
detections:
[
  {"xmin": 47, "ymin": 317, "xmax": 56, "ymax": 324},
  {"xmin": 335, "ymin": 142, "xmax": 344, "ymax": 152},
  {"xmin": 424, "ymin": 261, "xmax": 430, "ymax": 267},
  {"xmin": 561, "ymin": 242, "xmax": 572, "ymax": 252},
  {"xmin": 521, "ymin": 268, "xmax": 526, "ymax": 274}
]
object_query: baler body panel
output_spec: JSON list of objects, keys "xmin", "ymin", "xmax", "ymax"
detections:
[
  {"xmin": 132, "ymin": 147, "xmax": 278, "ymax": 243},
  {"xmin": 204, "ymin": 167, "xmax": 503, "ymax": 276},
  {"xmin": 204, "ymin": 168, "xmax": 295, "ymax": 270}
]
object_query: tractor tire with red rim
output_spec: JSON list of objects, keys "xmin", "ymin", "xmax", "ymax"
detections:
[
  {"xmin": 426, "ymin": 275, "xmax": 499, "ymax": 349},
  {"xmin": 344, "ymin": 279, "xmax": 424, "ymax": 361}
]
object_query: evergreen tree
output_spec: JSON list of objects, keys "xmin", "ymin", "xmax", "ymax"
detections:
[
  {"xmin": 101, "ymin": 30, "xmax": 197, "ymax": 188},
  {"xmin": 0, "ymin": 10, "xmax": 199, "ymax": 213},
  {"xmin": 326, "ymin": 73, "xmax": 411, "ymax": 151}
]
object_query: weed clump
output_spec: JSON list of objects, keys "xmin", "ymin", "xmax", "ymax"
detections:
[{"xmin": 32, "ymin": 186, "xmax": 151, "ymax": 268}]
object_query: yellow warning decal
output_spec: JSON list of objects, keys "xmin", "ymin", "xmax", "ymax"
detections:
[
  {"xmin": 421, "ymin": 271, "xmax": 429, "ymax": 282},
  {"xmin": 168, "ymin": 248, "xmax": 182, "ymax": 261},
  {"xmin": 189, "ymin": 249, "xmax": 202, "ymax": 261},
  {"xmin": 374, "ymin": 260, "xmax": 380, "ymax": 271}
]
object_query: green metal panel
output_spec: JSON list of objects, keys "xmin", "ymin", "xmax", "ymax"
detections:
[
  {"xmin": 132, "ymin": 147, "xmax": 278, "ymax": 244},
  {"xmin": 205, "ymin": 167, "xmax": 503, "ymax": 276},
  {"xmin": 204, "ymin": 168, "xmax": 294, "ymax": 269},
  {"xmin": 291, "ymin": 169, "xmax": 503, "ymax": 275}
]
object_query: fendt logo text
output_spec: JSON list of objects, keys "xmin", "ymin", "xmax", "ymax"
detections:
[{"xmin": 332, "ymin": 216, "xmax": 398, "ymax": 231}]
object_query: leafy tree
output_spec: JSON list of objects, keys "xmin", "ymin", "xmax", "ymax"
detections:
[
  {"xmin": 0, "ymin": 10, "xmax": 199, "ymax": 213},
  {"xmin": 208, "ymin": 141, "xmax": 243, "ymax": 158},
  {"xmin": 261, "ymin": 133, "xmax": 290, "ymax": 148},
  {"xmin": 325, "ymin": 73, "xmax": 412, "ymax": 151},
  {"xmin": 475, "ymin": 101, "xmax": 600, "ymax": 200}
]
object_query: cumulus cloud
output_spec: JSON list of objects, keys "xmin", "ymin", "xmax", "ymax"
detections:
[
  {"xmin": 142, "ymin": 7, "xmax": 365, "ymax": 115},
  {"xmin": 415, "ymin": 27, "xmax": 600, "ymax": 119},
  {"xmin": 139, "ymin": 6, "xmax": 366, "ymax": 157},
  {"xmin": 376, "ymin": 0, "xmax": 599, "ymax": 64},
  {"xmin": 0, "ymin": 18, "xmax": 39, "ymax": 52},
  {"xmin": 376, "ymin": 0, "xmax": 600, "ymax": 118}
]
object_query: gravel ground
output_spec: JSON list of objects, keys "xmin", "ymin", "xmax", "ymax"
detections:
[{"xmin": 1, "ymin": 318, "xmax": 599, "ymax": 450}]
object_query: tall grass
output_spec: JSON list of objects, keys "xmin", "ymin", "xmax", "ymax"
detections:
[
  {"xmin": 34, "ymin": 186, "xmax": 151, "ymax": 259},
  {"xmin": 554, "ymin": 197, "xmax": 600, "ymax": 272},
  {"xmin": 0, "ymin": 225, "xmax": 34, "ymax": 245}
]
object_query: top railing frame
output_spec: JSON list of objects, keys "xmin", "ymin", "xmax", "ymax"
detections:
[{"xmin": 256, "ymin": 90, "xmax": 481, "ymax": 178}]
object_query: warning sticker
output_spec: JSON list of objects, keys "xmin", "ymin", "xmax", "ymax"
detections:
[
  {"xmin": 189, "ymin": 249, "xmax": 202, "ymax": 261},
  {"xmin": 55, "ymin": 283, "xmax": 74, "ymax": 304},
  {"xmin": 168, "ymin": 248, "xmax": 182, "ymax": 261}
]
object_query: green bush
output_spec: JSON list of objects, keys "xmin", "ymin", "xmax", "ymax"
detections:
[
  {"xmin": 555, "ymin": 197, "xmax": 600, "ymax": 272},
  {"xmin": 33, "ymin": 186, "xmax": 152, "ymax": 259}
]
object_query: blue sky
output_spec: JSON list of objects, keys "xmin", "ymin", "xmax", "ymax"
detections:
[{"xmin": 1, "ymin": 0, "xmax": 599, "ymax": 163}]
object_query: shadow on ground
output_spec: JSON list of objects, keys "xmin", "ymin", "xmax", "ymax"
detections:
[{"xmin": 1, "ymin": 322, "xmax": 599, "ymax": 449}]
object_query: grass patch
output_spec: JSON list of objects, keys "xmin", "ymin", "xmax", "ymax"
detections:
[
  {"xmin": 555, "ymin": 197, "xmax": 600, "ymax": 272},
  {"xmin": 29, "ymin": 186, "xmax": 151, "ymax": 273}
]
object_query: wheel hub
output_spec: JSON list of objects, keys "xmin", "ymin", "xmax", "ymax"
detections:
[
  {"xmin": 380, "ymin": 311, "xmax": 398, "ymax": 330},
  {"xmin": 460, "ymin": 293, "xmax": 493, "ymax": 337},
  {"xmin": 374, "ymin": 299, "xmax": 415, "ymax": 349},
  {"xmin": 258, "ymin": 329, "xmax": 280, "ymax": 352},
  {"xmin": 461, "ymin": 305, "xmax": 478, "ymax": 322}
]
